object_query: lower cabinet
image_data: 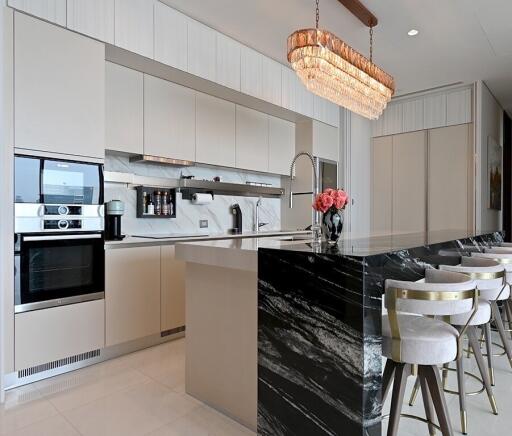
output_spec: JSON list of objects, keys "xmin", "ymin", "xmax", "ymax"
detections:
[
  {"xmin": 161, "ymin": 245, "xmax": 186, "ymax": 332},
  {"xmin": 105, "ymin": 246, "xmax": 161, "ymax": 347},
  {"xmin": 15, "ymin": 300, "xmax": 105, "ymax": 371}
]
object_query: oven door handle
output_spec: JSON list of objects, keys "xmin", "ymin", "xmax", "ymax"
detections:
[{"xmin": 23, "ymin": 234, "xmax": 103, "ymax": 242}]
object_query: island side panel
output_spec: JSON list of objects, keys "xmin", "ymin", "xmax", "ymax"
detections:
[{"xmin": 258, "ymin": 248, "xmax": 367, "ymax": 436}]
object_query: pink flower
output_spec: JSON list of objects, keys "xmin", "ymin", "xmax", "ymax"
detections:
[{"xmin": 312, "ymin": 189, "xmax": 349, "ymax": 213}]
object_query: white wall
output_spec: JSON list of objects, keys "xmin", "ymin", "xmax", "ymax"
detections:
[{"xmin": 476, "ymin": 81, "xmax": 504, "ymax": 232}]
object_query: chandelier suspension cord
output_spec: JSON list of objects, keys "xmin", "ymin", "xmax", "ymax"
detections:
[
  {"xmin": 315, "ymin": 0, "xmax": 320, "ymax": 29},
  {"xmin": 369, "ymin": 26, "xmax": 373, "ymax": 63}
]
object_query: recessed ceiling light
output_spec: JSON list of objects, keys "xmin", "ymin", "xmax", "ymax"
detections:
[{"xmin": 408, "ymin": 29, "xmax": 419, "ymax": 36}]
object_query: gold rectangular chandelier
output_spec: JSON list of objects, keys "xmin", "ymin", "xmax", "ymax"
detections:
[{"xmin": 287, "ymin": 1, "xmax": 395, "ymax": 120}]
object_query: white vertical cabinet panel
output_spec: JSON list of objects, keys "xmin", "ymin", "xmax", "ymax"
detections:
[
  {"xmin": 106, "ymin": 247, "xmax": 161, "ymax": 347},
  {"xmin": 241, "ymin": 46, "xmax": 262, "ymax": 99},
  {"xmin": 15, "ymin": 13, "xmax": 105, "ymax": 158},
  {"xmin": 423, "ymin": 93, "xmax": 447, "ymax": 129},
  {"xmin": 8, "ymin": 0, "xmax": 66, "ymax": 25},
  {"xmin": 325, "ymin": 101, "xmax": 340, "ymax": 127},
  {"xmin": 105, "ymin": 62, "xmax": 143, "ymax": 154},
  {"xmin": 446, "ymin": 88, "xmax": 472, "ymax": 126},
  {"xmin": 216, "ymin": 33, "xmax": 241, "ymax": 90},
  {"xmin": 114, "ymin": 0, "xmax": 154, "ymax": 59},
  {"xmin": 312, "ymin": 121, "xmax": 338, "ymax": 162},
  {"xmin": 371, "ymin": 136, "xmax": 393, "ymax": 235},
  {"xmin": 313, "ymin": 97, "xmax": 339, "ymax": 127},
  {"xmin": 268, "ymin": 116, "xmax": 295, "ymax": 175},
  {"xmin": 187, "ymin": 19, "xmax": 216, "ymax": 82},
  {"xmin": 67, "ymin": 0, "xmax": 114, "ymax": 43},
  {"xmin": 382, "ymin": 102, "xmax": 403, "ymax": 136},
  {"xmin": 261, "ymin": 56, "xmax": 281, "ymax": 106},
  {"xmin": 143, "ymin": 75, "xmax": 196, "ymax": 161},
  {"xmin": 161, "ymin": 245, "xmax": 186, "ymax": 332},
  {"xmin": 402, "ymin": 99, "xmax": 424, "ymax": 133},
  {"xmin": 281, "ymin": 66, "xmax": 298, "ymax": 112},
  {"xmin": 196, "ymin": 93, "xmax": 236, "ymax": 167},
  {"xmin": 372, "ymin": 114, "xmax": 385, "ymax": 137},
  {"xmin": 297, "ymin": 83, "xmax": 314, "ymax": 118},
  {"xmin": 154, "ymin": 1, "xmax": 188, "ymax": 71},
  {"xmin": 235, "ymin": 106, "xmax": 269, "ymax": 172},
  {"xmin": 392, "ymin": 131, "xmax": 427, "ymax": 234}
]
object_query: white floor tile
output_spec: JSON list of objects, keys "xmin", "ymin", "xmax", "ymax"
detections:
[{"xmin": 0, "ymin": 415, "xmax": 80, "ymax": 436}]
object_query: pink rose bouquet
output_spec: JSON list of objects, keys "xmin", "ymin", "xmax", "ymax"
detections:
[{"xmin": 313, "ymin": 189, "xmax": 348, "ymax": 214}]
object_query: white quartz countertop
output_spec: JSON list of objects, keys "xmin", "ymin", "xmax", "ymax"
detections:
[
  {"xmin": 175, "ymin": 236, "xmax": 312, "ymax": 272},
  {"xmin": 105, "ymin": 230, "xmax": 311, "ymax": 249}
]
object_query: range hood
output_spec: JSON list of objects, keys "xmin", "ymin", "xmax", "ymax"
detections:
[{"xmin": 129, "ymin": 154, "xmax": 195, "ymax": 166}]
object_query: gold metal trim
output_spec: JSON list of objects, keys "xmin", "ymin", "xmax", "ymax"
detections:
[{"xmin": 462, "ymin": 270, "xmax": 505, "ymax": 280}]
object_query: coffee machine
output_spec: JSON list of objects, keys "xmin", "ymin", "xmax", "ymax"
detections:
[{"xmin": 105, "ymin": 200, "xmax": 125, "ymax": 240}]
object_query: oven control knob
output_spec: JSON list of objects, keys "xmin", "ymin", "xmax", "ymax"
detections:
[
  {"xmin": 58, "ymin": 205, "xmax": 69, "ymax": 216},
  {"xmin": 58, "ymin": 220, "xmax": 69, "ymax": 230}
]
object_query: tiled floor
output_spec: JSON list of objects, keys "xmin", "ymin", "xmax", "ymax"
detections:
[
  {"xmin": 382, "ymin": 331, "xmax": 512, "ymax": 435},
  {"xmin": 0, "ymin": 339, "xmax": 255, "ymax": 436}
]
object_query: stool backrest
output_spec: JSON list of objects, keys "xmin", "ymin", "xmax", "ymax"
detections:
[
  {"xmin": 473, "ymin": 251, "xmax": 512, "ymax": 283},
  {"xmin": 439, "ymin": 257, "xmax": 506, "ymax": 301}
]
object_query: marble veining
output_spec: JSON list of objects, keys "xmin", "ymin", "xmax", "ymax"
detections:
[
  {"xmin": 104, "ymin": 154, "xmax": 282, "ymax": 235},
  {"xmin": 257, "ymin": 231, "xmax": 503, "ymax": 436}
]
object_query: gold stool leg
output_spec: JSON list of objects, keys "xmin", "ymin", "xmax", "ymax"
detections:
[{"xmin": 483, "ymin": 322, "xmax": 496, "ymax": 386}]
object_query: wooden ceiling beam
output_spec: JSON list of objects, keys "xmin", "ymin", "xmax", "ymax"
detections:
[{"xmin": 337, "ymin": 0, "xmax": 378, "ymax": 27}]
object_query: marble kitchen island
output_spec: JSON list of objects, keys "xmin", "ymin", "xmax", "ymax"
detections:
[{"xmin": 176, "ymin": 231, "xmax": 502, "ymax": 436}]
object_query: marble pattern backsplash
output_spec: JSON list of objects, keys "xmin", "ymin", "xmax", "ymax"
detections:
[{"xmin": 104, "ymin": 154, "xmax": 283, "ymax": 235}]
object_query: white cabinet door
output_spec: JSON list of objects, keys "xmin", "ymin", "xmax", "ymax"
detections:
[
  {"xmin": 187, "ymin": 19, "xmax": 216, "ymax": 81},
  {"xmin": 67, "ymin": 0, "xmax": 114, "ymax": 43},
  {"xmin": 402, "ymin": 98, "xmax": 424, "ymax": 133},
  {"xmin": 297, "ymin": 83, "xmax": 314, "ymax": 118},
  {"xmin": 144, "ymin": 75, "xmax": 196, "ymax": 161},
  {"xmin": 268, "ymin": 116, "xmax": 295, "ymax": 175},
  {"xmin": 216, "ymin": 33, "xmax": 241, "ymax": 91},
  {"xmin": 235, "ymin": 106, "xmax": 269, "ymax": 172},
  {"xmin": 106, "ymin": 246, "xmax": 161, "ymax": 347},
  {"xmin": 196, "ymin": 93, "xmax": 235, "ymax": 167},
  {"xmin": 325, "ymin": 101, "xmax": 340, "ymax": 127},
  {"xmin": 106, "ymin": 62, "xmax": 143, "ymax": 154},
  {"xmin": 161, "ymin": 245, "xmax": 186, "ymax": 332},
  {"xmin": 154, "ymin": 1, "xmax": 188, "ymax": 71},
  {"xmin": 382, "ymin": 102, "xmax": 403, "ymax": 136},
  {"xmin": 314, "ymin": 97, "xmax": 339, "ymax": 127},
  {"xmin": 282, "ymin": 66, "xmax": 298, "ymax": 112},
  {"xmin": 261, "ymin": 56, "xmax": 281, "ymax": 106},
  {"xmin": 241, "ymin": 46, "xmax": 262, "ymax": 99},
  {"xmin": 446, "ymin": 88, "xmax": 472, "ymax": 126},
  {"xmin": 312, "ymin": 121, "xmax": 338, "ymax": 162},
  {"xmin": 371, "ymin": 136, "xmax": 393, "ymax": 235},
  {"xmin": 15, "ymin": 13, "xmax": 105, "ymax": 158},
  {"xmin": 423, "ymin": 93, "xmax": 447, "ymax": 129},
  {"xmin": 114, "ymin": 0, "xmax": 153, "ymax": 58},
  {"xmin": 8, "ymin": 0, "xmax": 66, "ymax": 26}
]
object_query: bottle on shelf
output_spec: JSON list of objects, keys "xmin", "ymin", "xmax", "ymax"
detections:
[
  {"xmin": 147, "ymin": 193, "xmax": 155, "ymax": 215},
  {"xmin": 142, "ymin": 191, "xmax": 148, "ymax": 214},
  {"xmin": 162, "ymin": 191, "xmax": 170, "ymax": 216},
  {"xmin": 154, "ymin": 191, "xmax": 162, "ymax": 215}
]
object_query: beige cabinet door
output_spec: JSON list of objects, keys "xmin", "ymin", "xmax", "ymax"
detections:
[
  {"xmin": 114, "ymin": 0, "xmax": 154, "ymax": 58},
  {"xmin": 67, "ymin": 0, "xmax": 115, "ymax": 43},
  {"xmin": 268, "ymin": 116, "xmax": 295, "ymax": 175},
  {"xmin": 105, "ymin": 62, "xmax": 143, "ymax": 154},
  {"xmin": 428, "ymin": 124, "xmax": 473, "ymax": 239},
  {"xmin": 216, "ymin": 33, "xmax": 241, "ymax": 91},
  {"xmin": 261, "ymin": 56, "xmax": 281, "ymax": 106},
  {"xmin": 154, "ymin": 1, "xmax": 188, "ymax": 71},
  {"xmin": 371, "ymin": 136, "xmax": 393, "ymax": 235},
  {"xmin": 143, "ymin": 75, "xmax": 196, "ymax": 161},
  {"xmin": 312, "ymin": 121, "xmax": 338, "ymax": 162},
  {"xmin": 14, "ymin": 13, "xmax": 105, "ymax": 158},
  {"xmin": 235, "ymin": 106, "xmax": 269, "ymax": 172},
  {"xmin": 161, "ymin": 245, "xmax": 186, "ymax": 332},
  {"xmin": 392, "ymin": 131, "xmax": 427, "ymax": 234},
  {"xmin": 8, "ymin": 0, "xmax": 66, "ymax": 25},
  {"xmin": 196, "ymin": 93, "xmax": 235, "ymax": 167},
  {"xmin": 105, "ymin": 246, "xmax": 161, "ymax": 347},
  {"xmin": 240, "ymin": 46, "xmax": 262, "ymax": 99},
  {"xmin": 187, "ymin": 19, "xmax": 216, "ymax": 81}
]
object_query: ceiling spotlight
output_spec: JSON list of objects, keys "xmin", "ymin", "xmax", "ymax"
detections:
[{"xmin": 407, "ymin": 29, "xmax": 419, "ymax": 36}]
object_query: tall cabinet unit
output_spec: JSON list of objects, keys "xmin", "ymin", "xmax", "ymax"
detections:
[
  {"xmin": 14, "ymin": 13, "xmax": 105, "ymax": 158},
  {"xmin": 371, "ymin": 136, "xmax": 393, "ymax": 235}
]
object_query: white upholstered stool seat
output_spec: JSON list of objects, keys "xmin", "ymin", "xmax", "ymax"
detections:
[
  {"xmin": 383, "ymin": 314, "xmax": 459, "ymax": 365},
  {"xmin": 449, "ymin": 299, "xmax": 491, "ymax": 326}
]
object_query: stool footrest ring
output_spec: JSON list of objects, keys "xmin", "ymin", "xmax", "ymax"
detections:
[
  {"xmin": 441, "ymin": 367, "xmax": 485, "ymax": 396},
  {"xmin": 382, "ymin": 413, "xmax": 441, "ymax": 432}
]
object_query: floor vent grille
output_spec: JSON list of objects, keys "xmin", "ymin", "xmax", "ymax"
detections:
[
  {"xmin": 17, "ymin": 349, "xmax": 101, "ymax": 378},
  {"xmin": 161, "ymin": 326, "xmax": 186, "ymax": 337}
]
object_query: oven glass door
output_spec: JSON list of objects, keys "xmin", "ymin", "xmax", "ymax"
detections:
[
  {"xmin": 17, "ymin": 233, "xmax": 104, "ymax": 311},
  {"xmin": 42, "ymin": 159, "xmax": 103, "ymax": 205}
]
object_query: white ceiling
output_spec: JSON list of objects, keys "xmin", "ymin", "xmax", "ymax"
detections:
[{"xmin": 161, "ymin": 0, "xmax": 512, "ymax": 112}]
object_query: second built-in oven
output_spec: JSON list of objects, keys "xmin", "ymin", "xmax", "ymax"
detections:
[{"xmin": 14, "ymin": 232, "xmax": 105, "ymax": 313}]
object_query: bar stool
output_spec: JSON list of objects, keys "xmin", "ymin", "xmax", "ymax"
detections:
[{"xmin": 383, "ymin": 269, "xmax": 478, "ymax": 436}]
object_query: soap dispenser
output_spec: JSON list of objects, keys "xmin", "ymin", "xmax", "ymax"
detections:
[{"xmin": 230, "ymin": 204, "xmax": 243, "ymax": 234}]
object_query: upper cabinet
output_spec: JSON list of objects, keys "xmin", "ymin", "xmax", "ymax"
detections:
[
  {"xmin": 446, "ymin": 88, "xmax": 472, "ymax": 126},
  {"xmin": 105, "ymin": 62, "xmax": 143, "ymax": 155},
  {"xmin": 114, "ymin": 0, "xmax": 154, "ymax": 59},
  {"xmin": 187, "ymin": 19, "xmax": 216, "ymax": 82},
  {"xmin": 196, "ymin": 93, "xmax": 235, "ymax": 167},
  {"xmin": 314, "ymin": 96, "xmax": 339, "ymax": 127},
  {"xmin": 8, "ymin": 0, "xmax": 66, "ymax": 26},
  {"xmin": 216, "ymin": 33, "xmax": 241, "ymax": 91},
  {"xmin": 312, "ymin": 121, "xmax": 338, "ymax": 162},
  {"xmin": 144, "ymin": 75, "xmax": 196, "ymax": 162},
  {"xmin": 281, "ymin": 66, "xmax": 299, "ymax": 113},
  {"xmin": 67, "ymin": 0, "xmax": 114, "ymax": 43},
  {"xmin": 261, "ymin": 56, "xmax": 282, "ymax": 106},
  {"xmin": 154, "ymin": 1, "xmax": 188, "ymax": 71},
  {"xmin": 235, "ymin": 106, "xmax": 269, "ymax": 172},
  {"xmin": 423, "ymin": 93, "xmax": 447, "ymax": 130},
  {"xmin": 268, "ymin": 116, "xmax": 295, "ymax": 175},
  {"xmin": 14, "ymin": 13, "xmax": 105, "ymax": 158},
  {"xmin": 401, "ymin": 99, "xmax": 424, "ymax": 133},
  {"xmin": 241, "ymin": 47, "xmax": 262, "ymax": 99}
]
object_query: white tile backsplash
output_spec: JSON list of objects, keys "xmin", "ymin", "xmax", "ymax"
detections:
[{"xmin": 104, "ymin": 154, "xmax": 282, "ymax": 235}]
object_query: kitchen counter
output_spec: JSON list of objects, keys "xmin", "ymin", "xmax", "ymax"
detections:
[{"xmin": 104, "ymin": 229, "xmax": 311, "ymax": 249}]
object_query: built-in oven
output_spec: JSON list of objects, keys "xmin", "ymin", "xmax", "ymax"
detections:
[
  {"xmin": 14, "ymin": 154, "xmax": 105, "ymax": 313},
  {"xmin": 14, "ymin": 232, "xmax": 105, "ymax": 313}
]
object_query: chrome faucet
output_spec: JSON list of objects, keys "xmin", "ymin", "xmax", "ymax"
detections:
[
  {"xmin": 254, "ymin": 196, "xmax": 268, "ymax": 233},
  {"xmin": 289, "ymin": 152, "xmax": 320, "ymax": 242}
]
